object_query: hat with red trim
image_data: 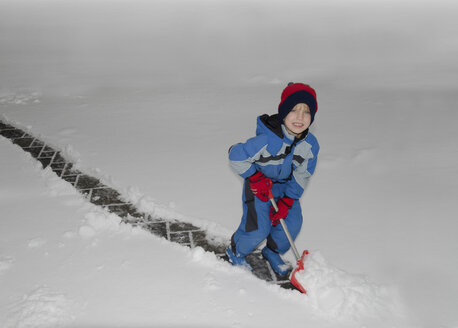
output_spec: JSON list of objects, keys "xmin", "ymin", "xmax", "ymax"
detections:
[{"xmin": 278, "ymin": 82, "xmax": 318, "ymax": 124}]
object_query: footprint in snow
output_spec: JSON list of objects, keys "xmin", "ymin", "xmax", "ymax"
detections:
[
  {"xmin": 3, "ymin": 286, "xmax": 76, "ymax": 327},
  {"xmin": 27, "ymin": 237, "xmax": 47, "ymax": 248},
  {"xmin": 0, "ymin": 255, "xmax": 15, "ymax": 275}
]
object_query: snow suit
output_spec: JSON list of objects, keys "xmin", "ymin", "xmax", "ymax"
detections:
[{"xmin": 229, "ymin": 114, "xmax": 319, "ymax": 257}]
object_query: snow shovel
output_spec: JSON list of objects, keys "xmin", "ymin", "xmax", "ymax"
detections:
[{"xmin": 268, "ymin": 191, "xmax": 309, "ymax": 294}]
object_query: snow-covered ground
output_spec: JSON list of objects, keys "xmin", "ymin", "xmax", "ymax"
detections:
[{"xmin": 1, "ymin": 0, "xmax": 457, "ymax": 327}]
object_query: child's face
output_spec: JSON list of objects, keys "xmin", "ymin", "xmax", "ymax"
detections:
[{"xmin": 283, "ymin": 103, "xmax": 311, "ymax": 137}]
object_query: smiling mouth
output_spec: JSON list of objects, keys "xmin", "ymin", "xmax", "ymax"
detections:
[{"xmin": 292, "ymin": 123, "xmax": 304, "ymax": 128}]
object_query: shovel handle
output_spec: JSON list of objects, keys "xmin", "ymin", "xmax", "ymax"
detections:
[{"xmin": 268, "ymin": 191, "xmax": 301, "ymax": 261}]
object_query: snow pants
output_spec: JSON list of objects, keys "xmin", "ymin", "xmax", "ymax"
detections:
[{"xmin": 231, "ymin": 180, "xmax": 303, "ymax": 257}]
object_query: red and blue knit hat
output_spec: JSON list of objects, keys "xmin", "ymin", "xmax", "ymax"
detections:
[{"xmin": 278, "ymin": 82, "xmax": 318, "ymax": 124}]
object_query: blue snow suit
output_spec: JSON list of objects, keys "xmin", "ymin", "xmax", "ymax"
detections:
[{"xmin": 229, "ymin": 114, "xmax": 319, "ymax": 257}]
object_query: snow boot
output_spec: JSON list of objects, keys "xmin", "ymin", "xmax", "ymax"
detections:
[
  {"xmin": 262, "ymin": 246, "xmax": 291, "ymax": 276},
  {"xmin": 226, "ymin": 248, "xmax": 252, "ymax": 271}
]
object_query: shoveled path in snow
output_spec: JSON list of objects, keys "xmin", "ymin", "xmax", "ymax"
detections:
[{"xmin": 0, "ymin": 120, "xmax": 296, "ymax": 291}]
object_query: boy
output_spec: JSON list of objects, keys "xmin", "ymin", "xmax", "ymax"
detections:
[{"xmin": 227, "ymin": 82, "xmax": 320, "ymax": 275}]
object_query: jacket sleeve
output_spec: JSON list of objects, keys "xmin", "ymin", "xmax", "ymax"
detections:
[
  {"xmin": 284, "ymin": 137, "xmax": 320, "ymax": 199},
  {"xmin": 228, "ymin": 135, "xmax": 268, "ymax": 179}
]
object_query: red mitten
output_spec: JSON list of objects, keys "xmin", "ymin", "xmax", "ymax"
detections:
[
  {"xmin": 269, "ymin": 197, "xmax": 294, "ymax": 226},
  {"xmin": 248, "ymin": 171, "xmax": 272, "ymax": 202}
]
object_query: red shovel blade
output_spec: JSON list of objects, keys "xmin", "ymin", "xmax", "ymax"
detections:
[{"xmin": 289, "ymin": 250, "xmax": 309, "ymax": 293}]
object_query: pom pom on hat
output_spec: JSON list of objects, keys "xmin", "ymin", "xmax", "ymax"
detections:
[{"xmin": 278, "ymin": 82, "xmax": 318, "ymax": 123}]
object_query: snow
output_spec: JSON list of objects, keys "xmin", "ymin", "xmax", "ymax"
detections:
[
  {"xmin": 1, "ymin": 0, "xmax": 458, "ymax": 327},
  {"xmin": 1, "ymin": 138, "xmax": 320, "ymax": 328},
  {"xmin": 295, "ymin": 251, "xmax": 406, "ymax": 322}
]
